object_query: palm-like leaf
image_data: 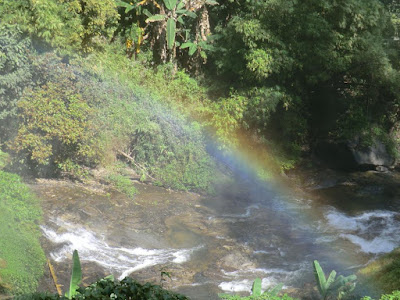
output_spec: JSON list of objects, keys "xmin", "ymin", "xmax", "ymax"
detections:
[
  {"xmin": 166, "ymin": 18, "xmax": 176, "ymax": 49},
  {"xmin": 65, "ymin": 250, "xmax": 82, "ymax": 299},
  {"xmin": 251, "ymin": 278, "xmax": 262, "ymax": 296},
  {"xmin": 313, "ymin": 260, "xmax": 327, "ymax": 297}
]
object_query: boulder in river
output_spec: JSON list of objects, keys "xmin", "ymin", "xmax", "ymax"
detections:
[
  {"xmin": 348, "ymin": 137, "xmax": 395, "ymax": 169},
  {"xmin": 315, "ymin": 137, "xmax": 395, "ymax": 171}
]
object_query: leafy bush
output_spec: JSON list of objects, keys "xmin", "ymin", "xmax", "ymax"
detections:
[
  {"xmin": 10, "ymin": 81, "xmax": 100, "ymax": 176},
  {"xmin": 0, "ymin": 171, "xmax": 45, "ymax": 294},
  {"xmin": 14, "ymin": 276, "xmax": 190, "ymax": 300}
]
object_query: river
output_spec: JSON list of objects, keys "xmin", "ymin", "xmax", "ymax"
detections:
[{"xmin": 33, "ymin": 168, "xmax": 400, "ymax": 299}]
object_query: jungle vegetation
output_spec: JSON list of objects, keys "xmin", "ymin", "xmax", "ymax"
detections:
[
  {"xmin": 1, "ymin": 0, "xmax": 400, "ymax": 186},
  {"xmin": 1, "ymin": 0, "xmax": 400, "ymax": 296}
]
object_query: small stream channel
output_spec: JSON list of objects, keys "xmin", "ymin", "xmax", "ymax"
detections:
[{"xmin": 33, "ymin": 170, "xmax": 400, "ymax": 299}]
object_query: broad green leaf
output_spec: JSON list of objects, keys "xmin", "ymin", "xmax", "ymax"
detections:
[
  {"xmin": 251, "ymin": 278, "xmax": 262, "ymax": 296},
  {"xmin": 176, "ymin": 9, "xmax": 196, "ymax": 18},
  {"xmin": 177, "ymin": 16, "xmax": 184, "ymax": 25},
  {"xmin": 176, "ymin": 1, "xmax": 185, "ymax": 10},
  {"xmin": 180, "ymin": 42, "xmax": 194, "ymax": 49},
  {"xmin": 66, "ymin": 250, "xmax": 82, "ymax": 299},
  {"xmin": 146, "ymin": 14, "xmax": 167, "ymax": 23},
  {"xmin": 326, "ymin": 270, "xmax": 337, "ymax": 291},
  {"xmin": 115, "ymin": 0, "xmax": 135, "ymax": 13},
  {"xmin": 189, "ymin": 44, "xmax": 197, "ymax": 56},
  {"xmin": 115, "ymin": 0, "xmax": 133, "ymax": 8},
  {"xmin": 313, "ymin": 260, "xmax": 327, "ymax": 297},
  {"xmin": 166, "ymin": 18, "xmax": 176, "ymax": 50},
  {"xmin": 143, "ymin": 8, "xmax": 152, "ymax": 17},
  {"xmin": 164, "ymin": 0, "xmax": 177, "ymax": 10}
]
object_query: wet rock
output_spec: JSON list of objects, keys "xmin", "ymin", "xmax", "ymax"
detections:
[
  {"xmin": 375, "ymin": 166, "xmax": 389, "ymax": 172},
  {"xmin": 314, "ymin": 138, "xmax": 396, "ymax": 171},
  {"xmin": 219, "ymin": 251, "xmax": 256, "ymax": 271},
  {"xmin": 349, "ymin": 138, "xmax": 395, "ymax": 169}
]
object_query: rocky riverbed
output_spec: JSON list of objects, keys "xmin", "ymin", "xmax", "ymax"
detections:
[{"xmin": 33, "ymin": 167, "xmax": 400, "ymax": 299}]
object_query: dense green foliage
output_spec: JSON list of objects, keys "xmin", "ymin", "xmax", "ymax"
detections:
[
  {"xmin": 0, "ymin": 171, "xmax": 45, "ymax": 294},
  {"xmin": 362, "ymin": 290, "xmax": 400, "ymax": 300},
  {"xmin": 2, "ymin": 0, "xmax": 400, "ymax": 180},
  {"xmin": 208, "ymin": 0, "xmax": 400, "ymax": 153},
  {"xmin": 0, "ymin": 0, "xmax": 118, "ymax": 52},
  {"xmin": 15, "ymin": 276, "xmax": 190, "ymax": 300},
  {"xmin": 0, "ymin": 24, "xmax": 32, "ymax": 140}
]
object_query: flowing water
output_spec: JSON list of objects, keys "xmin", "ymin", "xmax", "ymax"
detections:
[{"xmin": 34, "ymin": 170, "xmax": 400, "ymax": 299}]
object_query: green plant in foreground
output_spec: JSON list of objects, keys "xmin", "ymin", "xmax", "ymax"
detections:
[
  {"xmin": 361, "ymin": 290, "xmax": 400, "ymax": 300},
  {"xmin": 15, "ymin": 250, "xmax": 189, "ymax": 300},
  {"xmin": 313, "ymin": 260, "xmax": 357, "ymax": 300},
  {"xmin": 65, "ymin": 250, "xmax": 82, "ymax": 299}
]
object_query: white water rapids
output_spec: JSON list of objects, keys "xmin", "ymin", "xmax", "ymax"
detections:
[{"xmin": 41, "ymin": 218, "xmax": 201, "ymax": 280}]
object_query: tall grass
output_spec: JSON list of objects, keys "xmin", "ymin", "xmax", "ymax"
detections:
[{"xmin": 0, "ymin": 171, "xmax": 46, "ymax": 294}]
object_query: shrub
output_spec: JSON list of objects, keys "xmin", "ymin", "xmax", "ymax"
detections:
[
  {"xmin": 10, "ymin": 81, "xmax": 100, "ymax": 176},
  {"xmin": 14, "ymin": 276, "xmax": 190, "ymax": 300}
]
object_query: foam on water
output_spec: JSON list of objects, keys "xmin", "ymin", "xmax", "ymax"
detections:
[
  {"xmin": 324, "ymin": 209, "xmax": 400, "ymax": 254},
  {"xmin": 219, "ymin": 278, "xmax": 275, "ymax": 293},
  {"xmin": 219, "ymin": 266, "xmax": 302, "ymax": 293},
  {"xmin": 41, "ymin": 218, "xmax": 200, "ymax": 280},
  {"xmin": 340, "ymin": 234, "xmax": 398, "ymax": 254}
]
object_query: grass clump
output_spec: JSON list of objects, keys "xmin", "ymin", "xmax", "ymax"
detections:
[
  {"xmin": 0, "ymin": 171, "xmax": 46, "ymax": 295},
  {"xmin": 105, "ymin": 173, "xmax": 137, "ymax": 198},
  {"xmin": 359, "ymin": 248, "xmax": 400, "ymax": 293}
]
